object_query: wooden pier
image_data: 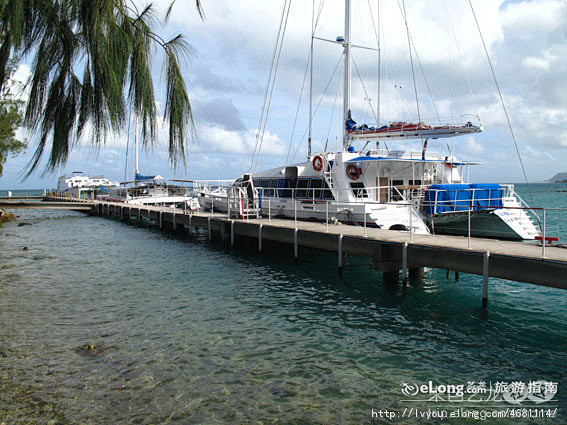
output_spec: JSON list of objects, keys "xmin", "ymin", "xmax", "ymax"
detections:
[
  {"xmin": 4, "ymin": 198, "xmax": 566, "ymax": 302},
  {"xmin": 90, "ymin": 201, "xmax": 567, "ymax": 292},
  {"xmin": 0, "ymin": 200, "xmax": 94, "ymax": 211}
]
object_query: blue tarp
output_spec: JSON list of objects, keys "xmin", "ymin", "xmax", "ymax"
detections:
[
  {"xmin": 470, "ymin": 183, "xmax": 503, "ymax": 209},
  {"xmin": 135, "ymin": 173, "xmax": 156, "ymax": 181},
  {"xmin": 424, "ymin": 183, "xmax": 503, "ymax": 215}
]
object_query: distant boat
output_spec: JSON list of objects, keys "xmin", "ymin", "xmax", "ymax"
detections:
[
  {"xmin": 58, "ymin": 172, "xmax": 119, "ymax": 199},
  {"xmin": 96, "ymin": 121, "xmax": 199, "ymax": 210}
]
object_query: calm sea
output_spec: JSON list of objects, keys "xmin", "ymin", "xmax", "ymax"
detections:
[{"xmin": 1, "ymin": 184, "xmax": 566, "ymax": 424}]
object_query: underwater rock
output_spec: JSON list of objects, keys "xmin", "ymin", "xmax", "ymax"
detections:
[
  {"xmin": 83, "ymin": 342, "xmax": 96, "ymax": 352},
  {"xmin": 0, "ymin": 209, "xmax": 15, "ymax": 223},
  {"xmin": 17, "ymin": 222, "xmax": 31, "ymax": 227},
  {"xmin": 22, "ymin": 247, "xmax": 28, "ymax": 251}
]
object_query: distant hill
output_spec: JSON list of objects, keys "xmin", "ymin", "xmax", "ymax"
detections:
[{"xmin": 548, "ymin": 172, "xmax": 567, "ymax": 183}]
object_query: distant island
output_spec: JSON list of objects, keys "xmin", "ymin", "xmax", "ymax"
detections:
[{"xmin": 548, "ymin": 172, "xmax": 567, "ymax": 183}]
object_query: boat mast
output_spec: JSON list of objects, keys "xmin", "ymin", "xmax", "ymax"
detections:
[
  {"xmin": 343, "ymin": 0, "xmax": 352, "ymax": 151},
  {"xmin": 134, "ymin": 116, "xmax": 139, "ymax": 186},
  {"xmin": 308, "ymin": 0, "xmax": 314, "ymax": 158},
  {"xmin": 135, "ymin": 116, "xmax": 139, "ymax": 176}
]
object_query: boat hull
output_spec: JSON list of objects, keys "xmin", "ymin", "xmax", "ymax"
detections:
[{"xmin": 428, "ymin": 209, "xmax": 538, "ymax": 240}]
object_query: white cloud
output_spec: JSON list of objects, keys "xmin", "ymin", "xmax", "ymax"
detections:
[
  {"xmin": 192, "ymin": 125, "xmax": 286, "ymax": 156},
  {"xmin": 522, "ymin": 50, "xmax": 559, "ymax": 70}
]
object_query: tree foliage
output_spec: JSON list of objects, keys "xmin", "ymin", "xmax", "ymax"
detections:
[
  {"xmin": 0, "ymin": 0, "xmax": 204, "ymax": 176},
  {"xmin": 0, "ymin": 60, "xmax": 26, "ymax": 176}
]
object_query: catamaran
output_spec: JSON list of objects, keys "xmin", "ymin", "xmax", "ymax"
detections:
[
  {"xmin": 97, "ymin": 120, "xmax": 200, "ymax": 209},
  {"xmin": 198, "ymin": 0, "xmax": 540, "ymax": 240}
]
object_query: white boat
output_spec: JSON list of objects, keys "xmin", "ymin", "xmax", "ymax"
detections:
[
  {"xmin": 198, "ymin": 0, "xmax": 540, "ymax": 240},
  {"xmin": 57, "ymin": 172, "xmax": 119, "ymax": 199},
  {"xmin": 99, "ymin": 175, "xmax": 199, "ymax": 210},
  {"xmin": 97, "ymin": 120, "xmax": 199, "ymax": 210}
]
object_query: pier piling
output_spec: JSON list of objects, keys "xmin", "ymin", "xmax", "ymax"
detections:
[
  {"xmin": 482, "ymin": 251, "xmax": 490, "ymax": 309},
  {"xmin": 338, "ymin": 234, "xmax": 344, "ymax": 277}
]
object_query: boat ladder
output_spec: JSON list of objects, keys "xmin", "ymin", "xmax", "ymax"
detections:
[{"xmin": 227, "ymin": 185, "xmax": 260, "ymax": 219}]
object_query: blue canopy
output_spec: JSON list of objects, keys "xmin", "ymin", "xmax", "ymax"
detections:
[
  {"xmin": 424, "ymin": 183, "xmax": 503, "ymax": 215},
  {"xmin": 135, "ymin": 172, "xmax": 157, "ymax": 181}
]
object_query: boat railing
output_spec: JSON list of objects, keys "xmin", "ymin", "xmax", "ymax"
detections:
[
  {"xmin": 363, "ymin": 149, "xmax": 442, "ymax": 160},
  {"xmin": 348, "ymin": 114, "xmax": 483, "ymax": 141},
  {"xmin": 182, "ymin": 184, "xmax": 563, "ymax": 257},
  {"xmin": 227, "ymin": 180, "xmax": 260, "ymax": 219},
  {"xmin": 191, "ymin": 179, "xmax": 235, "ymax": 193},
  {"xmin": 502, "ymin": 184, "xmax": 543, "ymax": 231},
  {"xmin": 253, "ymin": 184, "xmax": 409, "ymax": 204}
]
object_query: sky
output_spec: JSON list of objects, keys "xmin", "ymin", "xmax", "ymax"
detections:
[{"xmin": 1, "ymin": 0, "xmax": 566, "ymax": 189}]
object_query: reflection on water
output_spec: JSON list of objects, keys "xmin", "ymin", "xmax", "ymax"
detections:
[{"xmin": 0, "ymin": 206, "xmax": 566, "ymax": 424}]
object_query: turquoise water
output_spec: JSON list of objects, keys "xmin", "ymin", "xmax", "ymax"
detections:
[
  {"xmin": 514, "ymin": 184, "xmax": 567, "ymax": 241},
  {"xmin": 1, "ymin": 185, "xmax": 566, "ymax": 424}
]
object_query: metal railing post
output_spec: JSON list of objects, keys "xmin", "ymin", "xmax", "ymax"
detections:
[
  {"xmin": 468, "ymin": 205, "xmax": 471, "ymax": 249},
  {"xmin": 326, "ymin": 201, "xmax": 329, "ymax": 232},
  {"xmin": 294, "ymin": 200, "xmax": 297, "ymax": 229},
  {"xmin": 482, "ymin": 251, "xmax": 490, "ymax": 309},
  {"xmin": 542, "ymin": 209, "xmax": 546, "ymax": 259},
  {"xmin": 402, "ymin": 242, "xmax": 408, "ymax": 288},
  {"xmin": 268, "ymin": 198, "xmax": 271, "ymax": 224},
  {"xmin": 409, "ymin": 203, "xmax": 413, "ymax": 242},
  {"xmin": 227, "ymin": 191, "xmax": 231, "ymax": 219}
]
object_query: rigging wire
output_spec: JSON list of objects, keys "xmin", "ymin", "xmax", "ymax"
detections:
[
  {"xmin": 249, "ymin": 0, "xmax": 289, "ymax": 173},
  {"xmin": 468, "ymin": 0, "xmax": 535, "ymax": 205},
  {"xmin": 291, "ymin": 55, "xmax": 344, "ymax": 162},
  {"xmin": 286, "ymin": 0, "xmax": 326, "ymax": 166},
  {"xmin": 401, "ymin": 0, "xmax": 422, "ymax": 126},
  {"xmin": 394, "ymin": 0, "xmax": 441, "ymax": 123},
  {"xmin": 124, "ymin": 113, "xmax": 131, "ymax": 181},
  {"xmin": 367, "ymin": 0, "xmax": 381, "ymax": 124},
  {"xmin": 285, "ymin": 52, "xmax": 311, "ymax": 166},
  {"xmin": 352, "ymin": 57, "xmax": 378, "ymax": 122},
  {"xmin": 443, "ymin": 0, "xmax": 479, "ymax": 118},
  {"xmin": 253, "ymin": 0, "xmax": 293, "ymax": 173},
  {"xmin": 324, "ymin": 65, "xmax": 343, "ymax": 152}
]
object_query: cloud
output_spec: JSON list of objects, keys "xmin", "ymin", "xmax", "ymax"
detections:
[
  {"xmin": 194, "ymin": 98, "xmax": 246, "ymax": 131},
  {"xmin": 192, "ymin": 125, "xmax": 286, "ymax": 156},
  {"xmin": 522, "ymin": 50, "xmax": 558, "ymax": 71}
]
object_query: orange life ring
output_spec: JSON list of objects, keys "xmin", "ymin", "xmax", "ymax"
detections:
[
  {"xmin": 312, "ymin": 155, "xmax": 324, "ymax": 172},
  {"xmin": 346, "ymin": 164, "xmax": 362, "ymax": 180}
]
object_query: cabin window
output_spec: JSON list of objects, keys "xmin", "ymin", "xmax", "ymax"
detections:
[
  {"xmin": 350, "ymin": 182, "xmax": 368, "ymax": 198},
  {"xmin": 321, "ymin": 180, "xmax": 333, "ymax": 200},
  {"xmin": 309, "ymin": 178, "xmax": 324, "ymax": 199},
  {"xmin": 295, "ymin": 179, "xmax": 309, "ymax": 198},
  {"xmin": 269, "ymin": 179, "xmax": 279, "ymax": 197},
  {"xmin": 258, "ymin": 179, "xmax": 270, "ymax": 196},
  {"xmin": 409, "ymin": 179, "xmax": 422, "ymax": 186},
  {"xmin": 391, "ymin": 179, "xmax": 404, "ymax": 201},
  {"xmin": 281, "ymin": 179, "xmax": 294, "ymax": 198}
]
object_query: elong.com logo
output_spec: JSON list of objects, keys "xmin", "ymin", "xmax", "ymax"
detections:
[{"xmin": 401, "ymin": 381, "xmax": 558, "ymax": 405}]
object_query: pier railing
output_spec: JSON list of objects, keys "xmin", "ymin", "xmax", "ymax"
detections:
[
  {"xmin": 187, "ymin": 184, "xmax": 564, "ymax": 260},
  {"xmin": 40, "ymin": 185, "xmax": 565, "ymax": 261}
]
